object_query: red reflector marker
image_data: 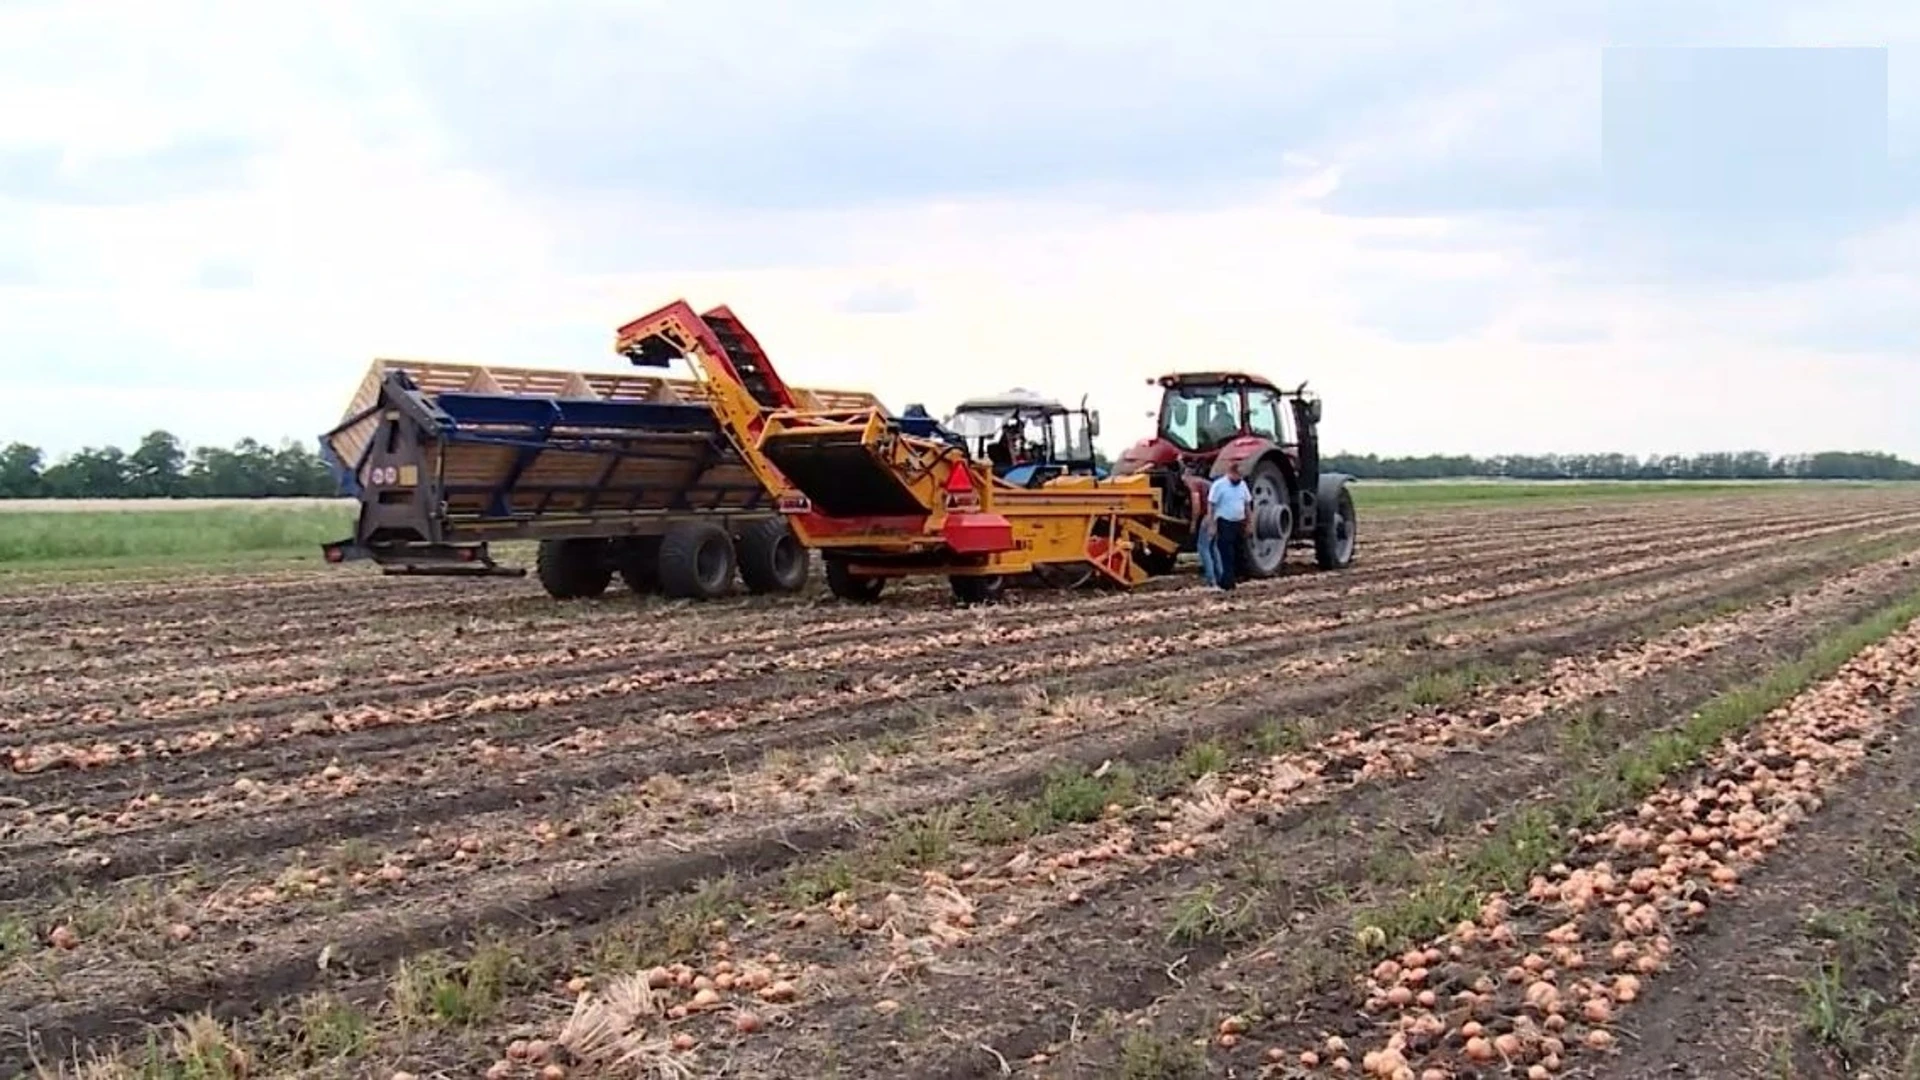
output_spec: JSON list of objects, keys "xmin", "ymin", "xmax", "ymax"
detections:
[{"xmin": 944, "ymin": 461, "xmax": 979, "ymax": 510}]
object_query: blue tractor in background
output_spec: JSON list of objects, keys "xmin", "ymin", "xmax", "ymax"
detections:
[{"xmin": 942, "ymin": 389, "xmax": 1108, "ymax": 489}]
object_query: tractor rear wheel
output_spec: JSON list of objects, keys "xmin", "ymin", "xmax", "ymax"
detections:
[
  {"xmin": 1314, "ymin": 485, "xmax": 1357, "ymax": 570},
  {"xmin": 737, "ymin": 518, "xmax": 809, "ymax": 594},
  {"xmin": 658, "ymin": 523, "xmax": 737, "ymax": 600},
  {"xmin": 613, "ymin": 536, "xmax": 663, "ymax": 594},
  {"xmin": 536, "ymin": 538, "xmax": 613, "ymax": 600},
  {"xmin": 825, "ymin": 557, "xmax": 885, "ymax": 602},
  {"xmin": 1244, "ymin": 459, "xmax": 1294, "ymax": 578},
  {"xmin": 950, "ymin": 574, "xmax": 1006, "ymax": 606}
]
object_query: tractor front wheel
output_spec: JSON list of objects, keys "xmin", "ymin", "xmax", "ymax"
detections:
[{"xmin": 1315, "ymin": 485, "xmax": 1357, "ymax": 570}]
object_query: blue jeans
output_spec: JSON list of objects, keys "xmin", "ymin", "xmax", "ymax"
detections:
[{"xmin": 1197, "ymin": 526, "xmax": 1219, "ymax": 585}]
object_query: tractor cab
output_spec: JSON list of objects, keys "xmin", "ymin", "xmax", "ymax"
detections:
[
  {"xmin": 944, "ymin": 389, "xmax": 1107, "ymax": 488},
  {"xmin": 1110, "ymin": 371, "xmax": 1344, "ymax": 579},
  {"xmin": 1150, "ymin": 373, "xmax": 1320, "ymax": 460}
]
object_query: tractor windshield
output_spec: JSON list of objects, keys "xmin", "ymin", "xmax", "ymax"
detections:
[
  {"xmin": 948, "ymin": 403, "xmax": 1097, "ymax": 469},
  {"xmin": 1158, "ymin": 384, "xmax": 1243, "ymax": 452}
]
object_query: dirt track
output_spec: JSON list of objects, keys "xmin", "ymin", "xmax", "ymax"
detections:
[{"xmin": 5, "ymin": 487, "xmax": 1920, "ymax": 1079}]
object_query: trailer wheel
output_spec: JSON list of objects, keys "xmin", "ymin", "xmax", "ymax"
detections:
[
  {"xmin": 658, "ymin": 523, "xmax": 736, "ymax": 600},
  {"xmin": 825, "ymin": 558, "xmax": 884, "ymax": 602},
  {"xmin": 1244, "ymin": 459, "xmax": 1294, "ymax": 579},
  {"xmin": 536, "ymin": 538, "xmax": 613, "ymax": 600},
  {"xmin": 1314, "ymin": 484, "xmax": 1357, "ymax": 570},
  {"xmin": 737, "ymin": 518, "xmax": 809, "ymax": 594},
  {"xmin": 950, "ymin": 575, "xmax": 1006, "ymax": 606},
  {"xmin": 613, "ymin": 536, "xmax": 663, "ymax": 594}
]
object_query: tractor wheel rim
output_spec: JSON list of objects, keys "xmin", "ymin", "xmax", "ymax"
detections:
[
  {"xmin": 1248, "ymin": 473, "xmax": 1288, "ymax": 570},
  {"xmin": 1335, "ymin": 509, "xmax": 1354, "ymax": 560}
]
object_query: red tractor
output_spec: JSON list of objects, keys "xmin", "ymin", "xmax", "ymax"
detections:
[{"xmin": 1110, "ymin": 372, "xmax": 1357, "ymax": 579}]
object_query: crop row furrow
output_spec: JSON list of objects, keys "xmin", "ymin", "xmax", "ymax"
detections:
[
  {"xmin": 3, "ymin": 533, "xmax": 1901, "ymax": 1060},
  {"xmin": 0, "ymin": 502, "xmax": 1844, "ymax": 723}
]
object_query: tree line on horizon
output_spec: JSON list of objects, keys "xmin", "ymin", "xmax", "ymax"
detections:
[
  {"xmin": 1318, "ymin": 450, "xmax": 1920, "ymax": 482},
  {"xmin": 0, "ymin": 431, "xmax": 1916, "ymax": 499},
  {"xmin": 1099, "ymin": 448, "xmax": 1920, "ymax": 482},
  {"xmin": 0, "ymin": 432, "xmax": 336, "ymax": 499}
]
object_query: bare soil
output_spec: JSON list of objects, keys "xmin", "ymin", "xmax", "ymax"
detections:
[{"xmin": 4, "ymin": 488, "xmax": 1920, "ymax": 1080}]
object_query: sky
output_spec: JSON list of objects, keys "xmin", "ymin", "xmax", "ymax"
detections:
[{"xmin": 0, "ymin": 0, "xmax": 1915, "ymax": 462}]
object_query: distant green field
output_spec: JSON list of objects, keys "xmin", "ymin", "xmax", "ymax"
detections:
[
  {"xmin": 1347, "ymin": 478, "xmax": 1882, "ymax": 509},
  {"xmin": 0, "ymin": 480, "xmax": 1900, "ymax": 570},
  {"xmin": 0, "ymin": 503, "xmax": 353, "ymax": 569}
]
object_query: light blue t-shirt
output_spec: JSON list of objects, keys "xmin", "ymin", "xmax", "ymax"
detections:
[{"xmin": 1207, "ymin": 474, "xmax": 1251, "ymax": 522}]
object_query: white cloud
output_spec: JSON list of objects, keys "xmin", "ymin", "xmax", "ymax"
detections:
[{"xmin": 0, "ymin": 0, "xmax": 1917, "ymax": 466}]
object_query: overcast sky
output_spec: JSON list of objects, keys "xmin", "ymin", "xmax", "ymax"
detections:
[{"xmin": 0, "ymin": 0, "xmax": 1914, "ymax": 461}]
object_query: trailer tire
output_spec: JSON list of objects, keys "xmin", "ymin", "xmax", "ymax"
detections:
[
  {"xmin": 536, "ymin": 538, "xmax": 613, "ymax": 600},
  {"xmin": 825, "ymin": 558, "xmax": 884, "ymax": 602},
  {"xmin": 737, "ymin": 518, "xmax": 809, "ymax": 594},
  {"xmin": 1314, "ymin": 483, "xmax": 1357, "ymax": 570},
  {"xmin": 658, "ymin": 523, "xmax": 736, "ymax": 600},
  {"xmin": 613, "ymin": 537, "xmax": 663, "ymax": 594}
]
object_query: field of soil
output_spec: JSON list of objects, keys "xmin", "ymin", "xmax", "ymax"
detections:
[{"xmin": 6, "ymin": 485, "xmax": 1920, "ymax": 1079}]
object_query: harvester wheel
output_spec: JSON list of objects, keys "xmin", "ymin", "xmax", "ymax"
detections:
[
  {"xmin": 1244, "ymin": 459, "xmax": 1294, "ymax": 578},
  {"xmin": 1134, "ymin": 546, "xmax": 1179, "ymax": 578},
  {"xmin": 950, "ymin": 575, "xmax": 1006, "ymax": 606},
  {"xmin": 825, "ymin": 558, "xmax": 884, "ymax": 602},
  {"xmin": 737, "ymin": 518, "xmax": 809, "ymax": 594},
  {"xmin": 613, "ymin": 536, "xmax": 663, "ymax": 594},
  {"xmin": 1314, "ymin": 484, "xmax": 1357, "ymax": 570},
  {"xmin": 658, "ymin": 523, "xmax": 737, "ymax": 600},
  {"xmin": 1032, "ymin": 562, "xmax": 1094, "ymax": 590},
  {"xmin": 536, "ymin": 538, "xmax": 613, "ymax": 600}
]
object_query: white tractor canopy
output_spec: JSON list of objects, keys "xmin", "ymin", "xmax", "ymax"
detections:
[{"xmin": 944, "ymin": 388, "xmax": 1067, "ymax": 439}]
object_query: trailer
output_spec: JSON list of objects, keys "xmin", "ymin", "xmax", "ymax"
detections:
[
  {"xmin": 317, "ymin": 338, "xmax": 937, "ymax": 601},
  {"xmin": 612, "ymin": 301, "xmax": 1184, "ymax": 604}
]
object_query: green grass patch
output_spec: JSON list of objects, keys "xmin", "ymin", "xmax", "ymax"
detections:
[
  {"xmin": 1396, "ymin": 660, "xmax": 1512, "ymax": 709},
  {"xmin": 1165, "ymin": 882, "xmax": 1265, "ymax": 946},
  {"xmin": 289, "ymin": 994, "xmax": 370, "ymax": 1066},
  {"xmin": 1040, "ymin": 763, "xmax": 1139, "ymax": 824},
  {"xmin": 0, "ymin": 503, "xmax": 352, "ymax": 567},
  {"xmin": 1118, "ymin": 1030, "xmax": 1208, "ymax": 1080},
  {"xmin": 389, "ymin": 940, "xmax": 523, "ymax": 1028}
]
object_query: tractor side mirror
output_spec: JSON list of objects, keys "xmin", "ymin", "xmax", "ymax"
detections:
[
  {"xmin": 1087, "ymin": 411, "xmax": 1101, "ymax": 437},
  {"xmin": 1306, "ymin": 399, "xmax": 1322, "ymax": 424}
]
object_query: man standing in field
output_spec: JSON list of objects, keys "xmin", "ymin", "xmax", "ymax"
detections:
[
  {"xmin": 1204, "ymin": 461, "xmax": 1250, "ymax": 590},
  {"xmin": 1196, "ymin": 507, "xmax": 1220, "ymax": 586}
]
